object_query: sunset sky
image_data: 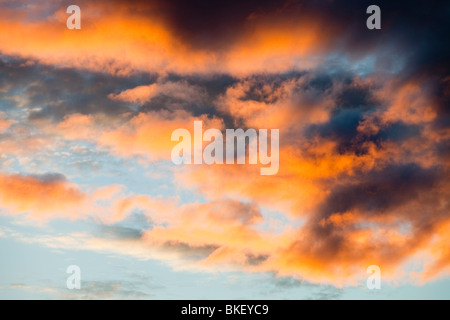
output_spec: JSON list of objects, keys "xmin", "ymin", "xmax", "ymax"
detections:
[{"xmin": 0, "ymin": 0, "xmax": 449, "ymax": 299}]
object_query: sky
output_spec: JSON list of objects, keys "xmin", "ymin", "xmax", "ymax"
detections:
[{"xmin": 0, "ymin": 0, "xmax": 449, "ymax": 299}]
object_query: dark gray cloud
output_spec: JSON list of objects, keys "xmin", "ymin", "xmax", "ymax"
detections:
[
  {"xmin": 0, "ymin": 55, "xmax": 157, "ymax": 121},
  {"xmin": 30, "ymin": 172, "xmax": 67, "ymax": 183}
]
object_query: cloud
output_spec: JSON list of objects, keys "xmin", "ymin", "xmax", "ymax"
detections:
[
  {"xmin": 0, "ymin": 172, "xmax": 86, "ymax": 219},
  {"xmin": 0, "ymin": 124, "xmax": 54, "ymax": 157},
  {"xmin": 0, "ymin": 172, "xmax": 165, "ymax": 223},
  {"xmin": 2, "ymin": 66, "xmax": 449, "ymax": 285},
  {"xmin": 4, "ymin": 0, "xmax": 447, "ymax": 76},
  {"xmin": 109, "ymin": 80, "xmax": 207, "ymax": 106},
  {"xmin": 0, "ymin": 114, "xmax": 13, "ymax": 131},
  {"xmin": 0, "ymin": 0, "xmax": 449, "ymax": 289},
  {"xmin": 98, "ymin": 110, "xmax": 224, "ymax": 161},
  {"xmin": 5, "ymin": 279, "xmax": 159, "ymax": 300},
  {"xmin": 59, "ymin": 280, "xmax": 157, "ymax": 300}
]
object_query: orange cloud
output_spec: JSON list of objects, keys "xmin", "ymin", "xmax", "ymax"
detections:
[
  {"xmin": 0, "ymin": 172, "xmax": 86, "ymax": 219},
  {"xmin": 54, "ymin": 113, "xmax": 98, "ymax": 141},
  {"xmin": 0, "ymin": 124, "xmax": 53, "ymax": 157},
  {"xmin": 0, "ymin": 2, "xmax": 336, "ymax": 76},
  {"xmin": 0, "ymin": 172, "xmax": 172, "ymax": 224},
  {"xmin": 420, "ymin": 218, "xmax": 450, "ymax": 282},
  {"xmin": 1, "ymin": 165, "xmax": 449, "ymax": 285},
  {"xmin": 378, "ymin": 82, "xmax": 437, "ymax": 125},
  {"xmin": 109, "ymin": 81, "xmax": 206, "ymax": 105},
  {"xmin": 98, "ymin": 110, "xmax": 224, "ymax": 161}
]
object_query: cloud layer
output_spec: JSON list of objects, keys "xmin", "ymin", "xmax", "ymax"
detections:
[{"xmin": 0, "ymin": 0, "xmax": 449, "ymax": 287}]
